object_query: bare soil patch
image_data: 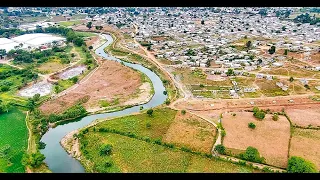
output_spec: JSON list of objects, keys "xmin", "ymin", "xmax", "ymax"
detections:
[
  {"xmin": 163, "ymin": 112, "xmax": 216, "ymax": 153},
  {"xmin": 222, "ymin": 112, "xmax": 291, "ymax": 168},
  {"xmin": 39, "ymin": 60, "xmax": 142, "ymax": 114},
  {"xmin": 290, "ymin": 128, "xmax": 320, "ymax": 170},
  {"xmin": 286, "ymin": 105, "xmax": 320, "ymax": 128}
]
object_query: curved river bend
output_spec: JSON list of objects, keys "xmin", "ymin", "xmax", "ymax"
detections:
[{"xmin": 40, "ymin": 34, "xmax": 167, "ymax": 173}]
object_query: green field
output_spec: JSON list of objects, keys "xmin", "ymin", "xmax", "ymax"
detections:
[
  {"xmin": 0, "ymin": 108, "xmax": 27, "ymax": 173},
  {"xmin": 79, "ymin": 132, "xmax": 259, "ymax": 173},
  {"xmin": 59, "ymin": 20, "xmax": 83, "ymax": 27},
  {"xmin": 74, "ymin": 31, "xmax": 97, "ymax": 38},
  {"xmin": 91, "ymin": 108, "xmax": 177, "ymax": 140}
]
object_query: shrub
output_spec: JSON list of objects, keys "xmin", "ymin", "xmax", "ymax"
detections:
[
  {"xmin": 214, "ymin": 144, "xmax": 226, "ymax": 155},
  {"xmin": 287, "ymin": 156, "xmax": 318, "ymax": 173},
  {"xmin": 272, "ymin": 114, "xmax": 279, "ymax": 121},
  {"xmin": 254, "ymin": 111, "xmax": 265, "ymax": 120},
  {"xmin": 147, "ymin": 109, "xmax": 153, "ymax": 116},
  {"xmin": 21, "ymin": 152, "xmax": 45, "ymax": 168},
  {"xmin": 200, "ymin": 84, "xmax": 205, "ymax": 88},
  {"xmin": 140, "ymin": 106, "xmax": 143, "ymax": 110},
  {"xmin": 163, "ymin": 90, "xmax": 167, "ymax": 95},
  {"xmin": 146, "ymin": 122, "xmax": 151, "ymax": 129},
  {"xmin": 239, "ymin": 146, "xmax": 265, "ymax": 163},
  {"xmin": 181, "ymin": 147, "xmax": 192, "ymax": 153},
  {"xmin": 100, "ymin": 144, "xmax": 113, "ymax": 156},
  {"xmin": 221, "ymin": 130, "xmax": 226, "ymax": 137},
  {"xmin": 181, "ymin": 110, "xmax": 186, "ymax": 115},
  {"xmin": 38, "ymin": 141, "xmax": 46, "ymax": 149},
  {"xmin": 154, "ymin": 139, "xmax": 162, "ymax": 145},
  {"xmin": 105, "ymin": 161, "xmax": 113, "ymax": 167},
  {"xmin": 232, "ymin": 113, "xmax": 236, "ymax": 116},
  {"xmin": 165, "ymin": 99, "xmax": 171, "ymax": 105},
  {"xmin": 289, "ymin": 76, "xmax": 294, "ymax": 82},
  {"xmin": 248, "ymin": 122, "xmax": 256, "ymax": 129}
]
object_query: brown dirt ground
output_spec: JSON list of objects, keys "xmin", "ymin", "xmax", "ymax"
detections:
[
  {"xmin": 163, "ymin": 111, "xmax": 216, "ymax": 153},
  {"xmin": 85, "ymin": 36, "xmax": 99, "ymax": 47},
  {"xmin": 222, "ymin": 112, "xmax": 291, "ymax": 168},
  {"xmin": 286, "ymin": 105, "xmax": 320, "ymax": 128},
  {"xmin": 39, "ymin": 59, "xmax": 141, "ymax": 114},
  {"xmin": 290, "ymin": 128, "xmax": 320, "ymax": 170}
]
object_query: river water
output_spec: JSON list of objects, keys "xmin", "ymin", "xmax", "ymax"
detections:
[{"xmin": 40, "ymin": 34, "xmax": 167, "ymax": 173}]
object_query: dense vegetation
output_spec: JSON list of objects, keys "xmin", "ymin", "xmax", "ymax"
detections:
[
  {"xmin": 287, "ymin": 156, "xmax": 318, "ymax": 173},
  {"xmin": 294, "ymin": 13, "xmax": 320, "ymax": 25},
  {"xmin": 238, "ymin": 146, "xmax": 266, "ymax": 164},
  {"xmin": 253, "ymin": 107, "xmax": 266, "ymax": 120}
]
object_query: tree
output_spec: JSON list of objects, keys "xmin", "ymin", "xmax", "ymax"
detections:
[
  {"xmin": 100, "ymin": 144, "xmax": 113, "ymax": 156},
  {"xmin": 282, "ymin": 26, "xmax": 286, "ymax": 31},
  {"xmin": 26, "ymin": 98, "xmax": 36, "ymax": 112},
  {"xmin": 226, "ymin": 69, "xmax": 234, "ymax": 76},
  {"xmin": 257, "ymin": 59, "xmax": 262, "ymax": 64},
  {"xmin": 272, "ymin": 114, "xmax": 279, "ymax": 121},
  {"xmin": 163, "ymin": 90, "xmax": 167, "ymax": 95},
  {"xmin": 214, "ymin": 144, "xmax": 226, "ymax": 154},
  {"xmin": 21, "ymin": 152, "xmax": 45, "ymax": 168},
  {"xmin": 248, "ymin": 122, "xmax": 256, "ymax": 129},
  {"xmin": 287, "ymin": 156, "xmax": 318, "ymax": 173},
  {"xmin": 0, "ymin": 49, "xmax": 6, "ymax": 59},
  {"xmin": 246, "ymin": 40, "xmax": 252, "ymax": 49},
  {"xmin": 32, "ymin": 93, "xmax": 41, "ymax": 102},
  {"xmin": 221, "ymin": 130, "xmax": 226, "ymax": 137},
  {"xmin": 181, "ymin": 110, "xmax": 186, "ymax": 115},
  {"xmin": 268, "ymin": 46, "xmax": 276, "ymax": 54},
  {"xmin": 284, "ymin": 49, "xmax": 288, "ymax": 55},
  {"xmin": 147, "ymin": 109, "xmax": 154, "ymax": 116},
  {"xmin": 201, "ymin": 20, "xmax": 205, "ymax": 25},
  {"xmin": 71, "ymin": 76, "xmax": 78, "ymax": 84},
  {"xmin": 88, "ymin": 46, "xmax": 93, "ymax": 50},
  {"xmin": 239, "ymin": 146, "xmax": 265, "ymax": 163},
  {"xmin": 254, "ymin": 111, "xmax": 265, "ymax": 120},
  {"xmin": 289, "ymin": 76, "xmax": 294, "ymax": 82},
  {"xmin": 86, "ymin": 21, "xmax": 92, "ymax": 29}
]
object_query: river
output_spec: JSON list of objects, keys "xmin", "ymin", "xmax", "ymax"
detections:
[{"xmin": 40, "ymin": 33, "xmax": 167, "ymax": 173}]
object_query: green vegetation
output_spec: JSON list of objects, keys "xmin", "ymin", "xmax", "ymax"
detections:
[
  {"xmin": 272, "ymin": 114, "xmax": 279, "ymax": 121},
  {"xmin": 59, "ymin": 20, "xmax": 82, "ymax": 27},
  {"xmin": 268, "ymin": 46, "xmax": 276, "ymax": 54},
  {"xmin": 47, "ymin": 104, "xmax": 87, "ymax": 123},
  {"xmin": 214, "ymin": 144, "xmax": 226, "ymax": 155},
  {"xmin": 74, "ymin": 31, "xmax": 96, "ymax": 38},
  {"xmin": 0, "ymin": 108, "xmax": 27, "ymax": 172},
  {"xmin": 287, "ymin": 156, "xmax": 318, "ymax": 173},
  {"xmin": 239, "ymin": 147, "xmax": 266, "ymax": 164},
  {"xmin": 253, "ymin": 107, "xmax": 266, "ymax": 120},
  {"xmin": 21, "ymin": 152, "xmax": 45, "ymax": 168},
  {"xmin": 248, "ymin": 122, "xmax": 256, "ymax": 129},
  {"xmin": 181, "ymin": 110, "xmax": 186, "ymax": 115},
  {"xmin": 294, "ymin": 13, "xmax": 320, "ymax": 25},
  {"xmin": 147, "ymin": 109, "xmax": 154, "ymax": 116}
]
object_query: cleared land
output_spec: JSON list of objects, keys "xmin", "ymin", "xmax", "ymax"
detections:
[
  {"xmin": 0, "ymin": 109, "xmax": 27, "ymax": 173},
  {"xmin": 222, "ymin": 112, "xmax": 291, "ymax": 168},
  {"xmin": 286, "ymin": 105, "xmax": 320, "ymax": 128},
  {"xmin": 39, "ymin": 59, "xmax": 142, "ymax": 114},
  {"xmin": 37, "ymin": 57, "xmax": 69, "ymax": 74},
  {"xmin": 290, "ymin": 128, "xmax": 320, "ymax": 170}
]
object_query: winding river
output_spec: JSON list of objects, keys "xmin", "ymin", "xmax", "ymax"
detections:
[{"xmin": 40, "ymin": 34, "xmax": 167, "ymax": 173}]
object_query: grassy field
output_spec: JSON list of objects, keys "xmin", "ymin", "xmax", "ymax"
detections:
[
  {"xmin": 59, "ymin": 20, "xmax": 83, "ymax": 27},
  {"xmin": 36, "ymin": 57, "xmax": 69, "ymax": 74},
  {"xmin": 91, "ymin": 108, "xmax": 177, "ymax": 140},
  {"xmin": 0, "ymin": 108, "xmax": 27, "ymax": 173},
  {"xmin": 74, "ymin": 31, "xmax": 97, "ymax": 38},
  {"xmin": 0, "ymin": 65, "xmax": 28, "ymax": 104},
  {"xmin": 79, "ymin": 131, "xmax": 259, "ymax": 173}
]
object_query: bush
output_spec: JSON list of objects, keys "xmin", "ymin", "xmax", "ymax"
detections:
[
  {"xmin": 221, "ymin": 130, "xmax": 226, "ymax": 137},
  {"xmin": 214, "ymin": 144, "xmax": 226, "ymax": 155},
  {"xmin": 272, "ymin": 114, "xmax": 279, "ymax": 121},
  {"xmin": 165, "ymin": 99, "xmax": 171, "ymax": 105},
  {"xmin": 100, "ymin": 144, "xmax": 113, "ymax": 156},
  {"xmin": 248, "ymin": 122, "xmax": 256, "ymax": 129},
  {"xmin": 146, "ymin": 122, "xmax": 151, "ymax": 129},
  {"xmin": 200, "ymin": 84, "xmax": 204, "ymax": 88},
  {"xmin": 287, "ymin": 156, "xmax": 318, "ymax": 173},
  {"xmin": 154, "ymin": 139, "xmax": 162, "ymax": 145},
  {"xmin": 38, "ymin": 141, "xmax": 46, "ymax": 149},
  {"xmin": 147, "ymin": 109, "xmax": 153, "ymax": 116},
  {"xmin": 232, "ymin": 113, "xmax": 236, "ymax": 116},
  {"xmin": 163, "ymin": 90, "xmax": 167, "ymax": 95},
  {"xmin": 239, "ymin": 146, "xmax": 265, "ymax": 163},
  {"xmin": 181, "ymin": 110, "xmax": 186, "ymax": 115},
  {"xmin": 21, "ymin": 152, "xmax": 45, "ymax": 168},
  {"xmin": 253, "ymin": 107, "xmax": 265, "ymax": 120}
]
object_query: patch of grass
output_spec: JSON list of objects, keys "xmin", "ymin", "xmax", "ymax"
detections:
[
  {"xmin": 59, "ymin": 20, "xmax": 83, "ymax": 27},
  {"xmin": 90, "ymin": 108, "xmax": 177, "ymax": 140},
  {"xmin": 79, "ymin": 132, "xmax": 259, "ymax": 172},
  {"xmin": 0, "ymin": 108, "xmax": 27, "ymax": 172},
  {"xmin": 74, "ymin": 31, "xmax": 96, "ymax": 38}
]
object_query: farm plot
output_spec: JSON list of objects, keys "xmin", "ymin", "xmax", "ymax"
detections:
[
  {"xmin": 289, "ymin": 128, "xmax": 320, "ymax": 170},
  {"xmin": 0, "ymin": 109, "xmax": 27, "ymax": 173},
  {"xmin": 286, "ymin": 105, "xmax": 320, "ymax": 128},
  {"xmin": 163, "ymin": 111, "xmax": 216, "ymax": 153},
  {"xmin": 222, "ymin": 112, "xmax": 291, "ymax": 168},
  {"xmin": 18, "ymin": 81, "xmax": 53, "ymax": 97},
  {"xmin": 39, "ymin": 60, "xmax": 142, "ymax": 114},
  {"xmin": 255, "ymin": 79, "xmax": 289, "ymax": 97}
]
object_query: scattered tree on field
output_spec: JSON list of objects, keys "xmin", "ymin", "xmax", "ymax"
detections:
[
  {"xmin": 268, "ymin": 46, "xmax": 276, "ymax": 54},
  {"xmin": 181, "ymin": 110, "xmax": 186, "ymax": 115},
  {"xmin": 289, "ymin": 76, "xmax": 294, "ymax": 82},
  {"xmin": 86, "ymin": 22, "xmax": 92, "ymax": 29},
  {"xmin": 272, "ymin": 114, "xmax": 279, "ymax": 121},
  {"xmin": 100, "ymin": 144, "xmax": 113, "ymax": 156},
  {"xmin": 248, "ymin": 122, "xmax": 256, "ymax": 129},
  {"xmin": 214, "ymin": 144, "xmax": 226, "ymax": 155},
  {"xmin": 147, "ymin": 109, "xmax": 154, "ymax": 116},
  {"xmin": 239, "ymin": 146, "xmax": 265, "ymax": 163}
]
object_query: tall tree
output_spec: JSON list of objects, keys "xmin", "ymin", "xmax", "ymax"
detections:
[{"xmin": 86, "ymin": 21, "xmax": 92, "ymax": 29}]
